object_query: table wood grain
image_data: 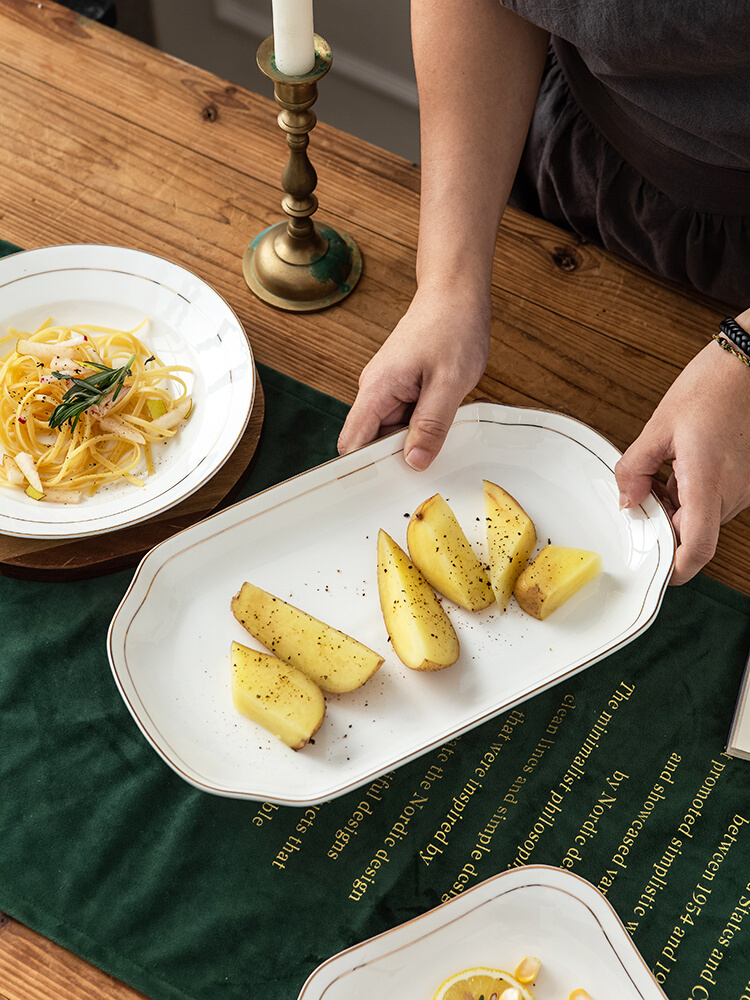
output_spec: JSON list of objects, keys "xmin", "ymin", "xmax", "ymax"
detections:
[{"xmin": 0, "ymin": 2, "xmax": 746, "ymax": 998}]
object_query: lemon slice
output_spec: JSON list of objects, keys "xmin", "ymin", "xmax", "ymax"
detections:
[{"xmin": 432, "ymin": 967, "xmax": 536, "ymax": 1000}]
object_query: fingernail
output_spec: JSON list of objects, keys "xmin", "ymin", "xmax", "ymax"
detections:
[
  {"xmin": 619, "ymin": 492, "xmax": 631, "ymax": 509},
  {"xmin": 405, "ymin": 447, "xmax": 431, "ymax": 471}
]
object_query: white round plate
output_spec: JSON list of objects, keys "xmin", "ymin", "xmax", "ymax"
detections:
[
  {"xmin": 0, "ymin": 244, "xmax": 255, "ymax": 539},
  {"xmin": 298, "ymin": 866, "xmax": 667, "ymax": 999}
]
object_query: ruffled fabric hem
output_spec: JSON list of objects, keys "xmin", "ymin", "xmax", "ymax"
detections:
[{"xmin": 510, "ymin": 47, "xmax": 749, "ymax": 309}]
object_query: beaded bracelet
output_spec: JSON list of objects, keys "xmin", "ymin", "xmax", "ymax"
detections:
[
  {"xmin": 713, "ymin": 317, "xmax": 750, "ymax": 368},
  {"xmin": 713, "ymin": 334, "xmax": 750, "ymax": 367}
]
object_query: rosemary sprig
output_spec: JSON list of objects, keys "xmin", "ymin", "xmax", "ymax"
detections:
[{"xmin": 48, "ymin": 354, "xmax": 136, "ymax": 430}]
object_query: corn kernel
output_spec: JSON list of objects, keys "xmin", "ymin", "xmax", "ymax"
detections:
[{"xmin": 514, "ymin": 956, "xmax": 541, "ymax": 984}]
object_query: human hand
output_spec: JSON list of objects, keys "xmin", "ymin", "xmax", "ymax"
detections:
[
  {"xmin": 615, "ymin": 332, "xmax": 750, "ymax": 584},
  {"xmin": 337, "ymin": 286, "xmax": 491, "ymax": 470}
]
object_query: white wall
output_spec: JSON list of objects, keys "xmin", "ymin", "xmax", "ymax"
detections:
[{"xmin": 150, "ymin": 0, "xmax": 421, "ymax": 162}]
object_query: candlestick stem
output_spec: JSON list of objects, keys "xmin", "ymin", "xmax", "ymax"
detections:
[{"xmin": 243, "ymin": 35, "xmax": 362, "ymax": 311}]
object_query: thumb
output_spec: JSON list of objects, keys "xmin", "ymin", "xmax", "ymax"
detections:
[
  {"xmin": 615, "ymin": 422, "xmax": 673, "ymax": 508},
  {"xmin": 403, "ymin": 384, "xmax": 464, "ymax": 471}
]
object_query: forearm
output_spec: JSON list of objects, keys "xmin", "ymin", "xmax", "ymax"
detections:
[{"xmin": 412, "ymin": 0, "xmax": 549, "ymax": 295}]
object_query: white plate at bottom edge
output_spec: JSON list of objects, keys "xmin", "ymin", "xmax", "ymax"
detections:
[
  {"xmin": 298, "ymin": 866, "xmax": 667, "ymax": 999},
  {"xmin": 108, "ymin": 402, "xmax": 674, "ymax": 804}
]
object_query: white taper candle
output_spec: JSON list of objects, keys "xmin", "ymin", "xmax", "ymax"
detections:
[{"xmin": 271, "ymin": 0, "xmax": 315, "ymax": 76}]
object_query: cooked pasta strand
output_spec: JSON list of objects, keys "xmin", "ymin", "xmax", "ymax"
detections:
[{"xmin": 0, "ymin": 319, "xmax": 192, "ymax": 500}]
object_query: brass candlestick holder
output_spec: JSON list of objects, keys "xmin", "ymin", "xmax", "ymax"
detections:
[{"xmin": 243, "ymin": 34, "xmax": 362, "ymax": 311}]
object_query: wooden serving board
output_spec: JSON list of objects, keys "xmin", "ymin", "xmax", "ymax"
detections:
[{"xmin": 0, "ymin": 377, "xmax": 265, "ymax": 581}]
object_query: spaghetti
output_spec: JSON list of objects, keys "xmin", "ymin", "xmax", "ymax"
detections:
[{"xmin": 0, "ymin": 318, "xmax": 193, "ymax": 502}]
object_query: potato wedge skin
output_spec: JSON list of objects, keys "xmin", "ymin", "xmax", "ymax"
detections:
[
  {"xmin": 230, "ymin": 641, "xmax": 325, "ymax": 751},
  {"xmin": 514, "ymin": 545, "xmax": 602, "ymax": 620},
  {"xmin": 377, "ymin": 529, "xmax": 459, "ymax": 671},
  {"xmin": 483, "ymin": 480, "xmax": 536, "ymax": 612},
  {"xmin": 231, "ymin": 582, "xmax": 383, "ymax": 693},
  {"xmin": 407, "ymin": 494, "xmax": 494, "ymax": 612}
]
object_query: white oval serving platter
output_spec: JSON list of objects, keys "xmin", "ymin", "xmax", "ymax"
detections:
[{"xmin": 108, "ymin": 402, "xmax": 674, "ymax": 804}]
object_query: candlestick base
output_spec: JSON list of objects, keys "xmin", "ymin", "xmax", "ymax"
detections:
[{"xmin": 243, "ymin": 220, "xmax": 362, "ymax": 312}]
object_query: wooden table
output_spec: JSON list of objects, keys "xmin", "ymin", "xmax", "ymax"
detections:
[{"xmin": 0, "ymin": 2, "xmax": 745, "ymax": 998}]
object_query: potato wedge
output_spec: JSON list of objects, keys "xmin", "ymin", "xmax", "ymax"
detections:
[
  {"xmin": 377, "ymin": 529, "xmax": 459, "ymax": 671},
  {"xmin": 231, "ymin": 582, "xmax": 384, "ymax": 693},
  {"xmin": 514, "ymin": 545, "xmax": 602, "ymax": 620},
  {"xmin": 230, "ymin": 641, "xmax": 325, "ymax": 751},
  {"xmin": 407, "ymin": 493, "xmax": 494, "ymax": 612},
  {"xmin": 484, "ymin": 480, "xmax": 536, "ymax": 611}
]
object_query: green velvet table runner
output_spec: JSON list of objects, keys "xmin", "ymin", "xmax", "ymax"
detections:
[{"xmin": 1, "ymin": 241, "xmax": 750, "ymax": 1000}]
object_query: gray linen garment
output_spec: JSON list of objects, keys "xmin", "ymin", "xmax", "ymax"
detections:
[{"xmin": 504, "ymin": 0, "xmax": 750, "ymax": 307}]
